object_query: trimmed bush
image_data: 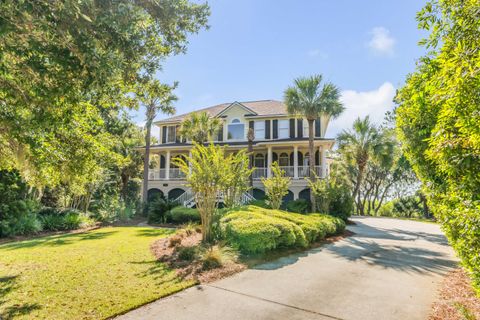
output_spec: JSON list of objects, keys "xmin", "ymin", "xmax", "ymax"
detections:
[
  {"xmin": 220, "ymin": 205, "xmax": 345, "ymax": 254},
  {"xmin": 286, "ymin": 199, "xmax": 310, "ymax": 214},
  {"xmin": 169, "ymin": 206, "xmax": 201, "ymax": 224}
]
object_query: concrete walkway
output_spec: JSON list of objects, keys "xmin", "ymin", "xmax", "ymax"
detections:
[{"xmin": 117, "ymin": 217, "xmax": 458, "ymax": 320}]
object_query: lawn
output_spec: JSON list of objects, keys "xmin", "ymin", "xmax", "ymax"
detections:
[{"xmin": 0, "ymin": 227, "xmax": 195, "ymax": 320}]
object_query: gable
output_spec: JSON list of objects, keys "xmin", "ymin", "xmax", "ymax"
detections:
[{"xmin": 216, "ymin": 102, "xmax": 257, "ymax": 118}]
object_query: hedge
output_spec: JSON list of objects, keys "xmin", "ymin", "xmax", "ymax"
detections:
[
  {"xmin": 220, "ymin": 205, "xmax": 345, "ymax": 254},
  {"xmin": 169, "ymin": 206, "xmax": 201, "ymax": 224}
]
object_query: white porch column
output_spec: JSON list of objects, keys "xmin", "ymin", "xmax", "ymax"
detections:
[
  {"xmin": 165, "ymin": 150, "xmax": 171, "ymax": 180},
  {"xmin": 293, "ymin": 145, "xmax": 299, "ymax": 179},
  {"xmin": 267, "ymin": 146, "xmax": 272, "ymax": 177},
  {"xmin": 320, "ymin": 145, "xmax": 327, "ymax": 178},
  {"xmin": 188, "ymin": 150, "xmax": 192, "ymax": 174}
]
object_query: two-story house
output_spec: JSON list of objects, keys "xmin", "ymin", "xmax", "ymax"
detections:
[{"xmin": 145, "ymin": 99, "xmax": 334, "ymax": 206}]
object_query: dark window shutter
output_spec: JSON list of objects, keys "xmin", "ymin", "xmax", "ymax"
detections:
[
  {"xmin": 273, "ymin": 120, "xmax": 278, "ymax": 139},
  {"xmin": 249, "ymin": 121, "xmax": 254, "ymax": 130},
  {"xmin": 160, "ymin": 155, "xmax": 166, "ymax": 169},
  {"xmin": 265, "ymin": 120, "xmax": 271, "ymax": 139},
  {"xmin": 298, "ymin": 152, "xmax": 303, "ymax": 165},
  {"xmin": 315, "ymin": 150, "xmax": 320, "ymax": 166},
  {"xmin": 175, "ymin": 125, "xmax": 180, "ymax": 143},
  {"xmin": 217, "ymin": 124, "xmax": 223, "ymax": 141},
  {"xmin": 289, "ymin": 119, "xmax": 295, "ymax": 138},
  {"xmin": 162, "ymin": 126, "xmax": 167, "ymax": 143},
  {"xmin": 315, "ymin": 118, "xmax": 321, "ymax": 137},
  {"xmin": 272, "ymin": 152, "xmax": 278, "ymax": 163},
  {"xmin": 297, "ymin": 119, "xmax": 303, "ymax": 138}
]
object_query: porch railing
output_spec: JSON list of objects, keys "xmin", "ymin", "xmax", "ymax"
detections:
[{"xmin": 149, "ymin": 165, "xmax": 323, "ymax": 181}]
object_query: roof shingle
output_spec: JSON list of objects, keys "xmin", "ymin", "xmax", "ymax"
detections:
[{"xmin": 155, "ymin": 100, "xmax": 287, "ymax": 124}]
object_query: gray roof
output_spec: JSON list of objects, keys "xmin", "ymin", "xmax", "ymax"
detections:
[{"xmin": 156, "ymin": 100, "xmax": 287, "ymax": 124}]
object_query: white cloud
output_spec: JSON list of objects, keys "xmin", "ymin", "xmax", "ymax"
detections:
[
  {"xmin": 327, "ymin": 82, "xmax": 396, "ymax": 137},
  {"xmin": 307, "ymin": 49, "xmax": 328, "ymax": 59},
  {"xmin": 367, "ymin": 27, "xmax": 395, "ymax": 56}
]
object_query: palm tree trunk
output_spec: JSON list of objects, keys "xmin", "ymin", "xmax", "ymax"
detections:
[
  {"xmin": 142, "ymin": 118, "xmax": 152, "ymax": 204},
  {"xmin": 352, "ymin": 164, "xmax": 365, "ymax": 200},
  {"xmin": 308, "ymin": 119, "xmax": 316, "ymax": 211},
  {"xmin": 248, "ymin": 140, "xmax": 253, "ymax": 194}
]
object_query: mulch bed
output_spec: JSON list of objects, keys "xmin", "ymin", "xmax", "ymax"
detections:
[
  {"xmin": 150, "ymin": 228, "xmax": 354, "ymax": 284},
  {"xmin": 430, "ymin": 268, "xmax": 480, "ymax": 320},
  {"xmin": 150, "ymin": 230, "xmax": 247, "ymax": 283}
]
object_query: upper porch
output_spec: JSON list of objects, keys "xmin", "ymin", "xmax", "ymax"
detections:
[{"xmin": 146, "ymin": 139, "xmax": 333, "ymax": 182}]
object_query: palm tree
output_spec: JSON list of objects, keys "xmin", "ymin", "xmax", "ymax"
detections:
[
  {"xmin": 138, "ymin": 79, "xmax": 177, "ymax": 204},
  {"xmin": 247, "ymin": 127, "xmax": 255, "ymax": 192},
  {"xmin": 284, "ymin": 74, "xmax": 344, "ymax": 210},
  {"xmin": 336, "ymin": 116, "xmax": 384, "ymax": 207},
  {"xmin": 180, "ymin": 111, "xmax": 222, "ymax": 143}
]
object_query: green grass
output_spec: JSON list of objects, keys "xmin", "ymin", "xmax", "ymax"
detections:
[{"xmin": 0, "ymin": 227, "xmax": 195, "ymax": 320}]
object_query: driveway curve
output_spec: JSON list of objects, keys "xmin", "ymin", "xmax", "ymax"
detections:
[{"xmin": 117, "ymin": 217, "xmax": 458, "ymax": 320}]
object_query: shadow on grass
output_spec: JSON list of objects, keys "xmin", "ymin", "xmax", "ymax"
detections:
[
  {"xmin": 0, "ymin": 276, "xmax": 41, "ymax": 320},
  {"xmin": 134, "ymin": 228, "xmax": 175, "ymax": 238},
  {"xmin": 130, "ymin": 260, "xmax": 184, "ymax": 286},
  {"xmin": 0, "ymin": 230, "xmax": 119, "ymax": 250}
]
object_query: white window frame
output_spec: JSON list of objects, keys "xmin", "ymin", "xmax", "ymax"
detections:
[
  {"xmin": 279, "ymin": 152, "xmax": 289, "ymax": 166},
  {"xmin": 227, "ymin": 118, "xmax": 245, "ymax": 140},
  {"xmin": 254, "ymin": 153, "xmax": 265, "ymax": 168},
  {"xmin": 278, "ymin": 119, "xmax": 289, "ymax": 139},
  {"xmin": 254, "ymin": 121, "xmax": 265, "ymax": 140},
  {"xmin": 167, "ymin": 125, "xmax": 176, "ymax": 143}
]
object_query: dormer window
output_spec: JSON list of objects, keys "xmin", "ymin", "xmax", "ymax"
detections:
[{"xmin": 227, "ymin": 118, "xmax": 244, "ymax": 140}]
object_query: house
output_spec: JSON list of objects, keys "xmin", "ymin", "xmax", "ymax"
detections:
[{"xmin": 145, "ymin": 99, "xmax": 335, "ymax": 206}]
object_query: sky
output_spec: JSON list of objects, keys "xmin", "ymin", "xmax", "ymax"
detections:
[{"xmin": 131, "ymin": 0, "xmax": 427, "ymax": 138}]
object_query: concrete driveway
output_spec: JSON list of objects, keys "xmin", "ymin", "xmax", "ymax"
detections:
[{"xmin": 117, "ymin": 217, "xmax": 458, "ymax": 320}]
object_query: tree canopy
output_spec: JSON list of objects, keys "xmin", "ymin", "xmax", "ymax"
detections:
[
  {"xmin": 0, "ymin": 0, "xmax": 209, "ymax": 190},
  {"xmin": 395, "ymin": 0, "xmax": 480, "ymax": 290}
]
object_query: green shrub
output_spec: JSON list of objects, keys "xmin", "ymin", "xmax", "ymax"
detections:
[
  {"xmin": 169, "ymin": 206, "xmax": 200, "ymax": 224},
  {"xmin": 40, "ymin": 214, "xmax": 65, "ymax": 231},
  {"xmin": 147, "ymin": 197, "xmax": 177, "ymax": 224},
  {"xmin": 177, "ymin": 246, "xmax": 199, "ymax": 261},
  {"xmin": 40, "ymin": 209, "xmax": 95, "ymax": 231},
  {"xmin": 286, "ymin": 199, "xmax": 310, "ymax": 214},
  {"xmin": 201, "ymin": 245, "xmax": 238, "ymax": 270},
  {"xmin": 327, "ymin": 184, "xmax": 354, "ymax": 221},
  {"xmin": 220, "ymin": 205, "xmax": 345, "ymax": 254},
  {"xmin": 37, "ymin": 207, "xmax": 61, "ymax": 216},
  {"xmin": 0, "ymin": 199, "xmax": 42, "ymax": 237}
]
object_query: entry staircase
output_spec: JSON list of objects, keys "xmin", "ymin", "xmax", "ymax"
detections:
[{"xmin": 174, "ymin": 191, "xmax": 255, "ymax": 208}]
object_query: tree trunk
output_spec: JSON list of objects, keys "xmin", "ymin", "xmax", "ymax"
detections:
[
  {"xmin": 247, "ymin": 129, "xmax": 254, "ymax": 195},
  {"xmin": 352, "ymin": 163, "xmax": 365, "ymax": 200},
  {"xmin": 308, "ymin": 119, "xmax": 316, "ymax": 211},
  {"xmin": 142, "ymin": 118, "xmax": 153, "ymax": 204}
]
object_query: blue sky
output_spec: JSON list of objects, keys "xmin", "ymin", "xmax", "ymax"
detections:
[{"xmin": 132, "ymin": 0, "xmax": 426, "ymax": 137}]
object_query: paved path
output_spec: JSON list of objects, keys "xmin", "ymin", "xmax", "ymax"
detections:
[{"xmin": 118, "ymin": 217, "xmax": 458, "ymax": 320}]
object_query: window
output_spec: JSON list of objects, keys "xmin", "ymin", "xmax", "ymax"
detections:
[
  {"xmin": 227, "ymin": 118, "xmax": 244, "ymax": 140},
  {"xmin": 278, "ymin": 120, "xmax": 289, "ymax": 139},
  {"xmin": 303, "ymin": 119, "xmax": 309, "ymax": 137},
  {"xmin": 167, "ymin": 126, "xmax": 176, "ymax": 143},
  {"xmin": 254, "ymin": 121, "xmax": 265, "ymax": 140},
  {"xmin": 254, "ymin": 154, "xmax": 265, "ymax": 168},
  {"xmin": 279, "ymin": 153, "xmax": 289, "ymax": 166}
]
